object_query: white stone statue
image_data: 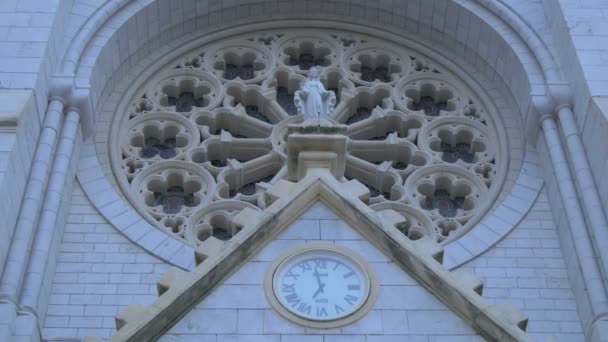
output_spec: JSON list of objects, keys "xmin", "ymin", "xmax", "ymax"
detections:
[{"xmin": 294, "ymin": 66, "xmax": 336, "ymax": 126}]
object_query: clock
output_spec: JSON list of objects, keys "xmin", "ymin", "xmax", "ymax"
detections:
[{"xmin": 264, "ymin": 242, "xmax": 378, "ymax": 328}]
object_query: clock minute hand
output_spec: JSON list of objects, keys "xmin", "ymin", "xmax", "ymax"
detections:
[
  {"xmin": 313, "ymin": 268, "xmax": 323, "ymax": 285},
  {"xmin": 312, "ymin": 268, "xmax": 325, "ymax": 298}
]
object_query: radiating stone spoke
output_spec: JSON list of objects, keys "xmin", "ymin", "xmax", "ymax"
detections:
[
  {"xmin": 245, "ymin": 105, "xmax": 272, "ymax": 123},
  {"xmin": 345, "ymin": 107, "xmax": 372, "ymax": 125}
]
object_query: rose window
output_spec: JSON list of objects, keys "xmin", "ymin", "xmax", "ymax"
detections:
[{"xmin": 113, "ymin": 31, "xmax": 503, "ymax": 245}]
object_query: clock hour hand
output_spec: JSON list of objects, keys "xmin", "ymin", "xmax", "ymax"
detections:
[
  {"xmin": 312, "ymin": 283, "xmax": 325, "ymax": 298},
  {"xmin": 312, "ymin": 267, "xmax": 326, "ymax": 298}
]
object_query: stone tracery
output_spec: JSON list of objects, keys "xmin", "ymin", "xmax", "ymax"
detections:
[{"xmin": 115, "ymin": 31, "xmax": 502, "ymax": 245}]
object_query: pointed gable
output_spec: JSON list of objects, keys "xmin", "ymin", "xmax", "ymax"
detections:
[
  {"xmin": 161, "ymin": 201, "xmax": 480, "ymax": 340},
  {"xmin": 91, "ymin": 171, "xmax": 532, "ymax": 342}
]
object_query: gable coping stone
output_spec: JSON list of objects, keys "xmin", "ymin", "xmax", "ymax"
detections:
[{"xmin": 85, "ymin": 170, "xmax": 533, "ymax": 342}]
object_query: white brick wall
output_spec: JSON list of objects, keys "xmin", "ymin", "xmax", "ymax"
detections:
[
  {"xmin": 580, "ymin": 98, "xmax": 608, "ymax": 213},
  {"xmin": 43, "ymin": 184, "xmax": 584, "ymax": 341},
  {"xmin": 0, "ymin": 90, "xmax": 40, "ymax": 277},
  {"xmin": 551, "ymin": 0, "xmax": 608, "ymax": 98},
  {"xmin": 0, "ymin": 0, "xmax": 73, "ymax": 115},
  {"xmin": 43, "ymin": 183, "xmax": 170, "ymax": 340},
  {"xmin": 462, "ymin": 190, "xmax": 584, "ymax": 342}
]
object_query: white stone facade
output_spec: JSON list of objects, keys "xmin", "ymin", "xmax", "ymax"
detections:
[
  {"xmin": 161, "ymin": 202, "xmax": 483, "ymax": 341},
  {"xmin": 0, "ymin": 1, "xmax": 607, "ymax": 342}
]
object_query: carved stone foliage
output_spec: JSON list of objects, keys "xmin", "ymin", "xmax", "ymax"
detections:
[{"xmin": 114, "ymin": 30, "xmax": 503, "ymax": 245}]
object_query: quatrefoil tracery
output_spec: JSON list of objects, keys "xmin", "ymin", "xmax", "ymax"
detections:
[
  {"xmin": 285, "ymin": 43, "xmax": 331, "ymax": 70},
  {"xmin": 345, "ymin": 46, "xmax": 407, "ymax": 85},
  {"xmin": 117, "ymin": 30, "xmax": 501, "ymax": 246},
  {"xmin": 159, "ymin": 79, "xmax": 211, "ymax": 112},
  {"xmin": 277, "ymin": 35, "xmax": 338, "ymax": 73}
]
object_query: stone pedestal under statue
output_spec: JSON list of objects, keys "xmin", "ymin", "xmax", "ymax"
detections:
[{"xmin": 286, "ymin": 123, "xmax": 348, "ymax": 181}]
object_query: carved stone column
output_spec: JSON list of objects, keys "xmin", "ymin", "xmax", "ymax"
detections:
[{"xmin": 540, "ymin": 114, "xmax": 608, "ymax": 340}]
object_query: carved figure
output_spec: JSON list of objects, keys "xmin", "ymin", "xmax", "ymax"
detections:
[{"xmin": 294, "ymin": 66, "xmax": 336, "ymax": 125}]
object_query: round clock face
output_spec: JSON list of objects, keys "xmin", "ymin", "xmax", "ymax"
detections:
[{"xmin": 271, "ymin": 247, "xmax": 371, "ymax": 322}]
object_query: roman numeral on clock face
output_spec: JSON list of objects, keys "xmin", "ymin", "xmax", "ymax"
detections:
[
  {"xmin": 313, "ymin": 258, "xmax": 327, "ymax": 268},
  {"xmin": 344, "ymin": 294, "xmax": 358, "ymax": 305},
  {"xmin": 297, "ymin": 302, "xmax": 311, "ymax": 314},
  {"xmin": 286, "ymin": 270, "xmax": 299, "ymax": 280},
  {"xmin": 285, "ymin": 293, "xmax": 300, "ymax": 307},
  {"xmin": 281, "ymin": 283, "xmax": 295, "ymax": 293},
  {"xmin": 297, "ymin": 261, "xmax": 311, "ymax": 271},
  {"xmin": 316, "ymin": 306, "xmax": 328, "ymax": 317}
]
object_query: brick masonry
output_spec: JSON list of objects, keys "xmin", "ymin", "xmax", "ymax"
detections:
[
  {"xmin": 44, "ymin": 185, "xmax": 583, "ymax": 341},
  {"xmin": 43, "ymin": 184, "xmax": 170, "ymax": 340},
  {"xmin": 462, "ymin": 191, "xmax": 584, "ymax": 342}
]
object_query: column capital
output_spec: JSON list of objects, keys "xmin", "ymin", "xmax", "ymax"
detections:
[
  {"xmin": 49, "ymin": 74, "xmax": 92, "ymax": 137},
  {"xmin": 65, "ymin": 106, "xmax": 81, "ymax": 115},
  {"xmin": 548, "ymin": 83, "xmax": 572, "ymax": 110},
  {"xmin": 539, "ymin": 113, "xmax": 555, "ymax": 126},
  {"xmin": 48, "ymin": 96, "xmax": 66, "ymax": 106},
  {"xmin": 49, "ymin": 74, "xmax": 74, "ymax": 101},
  {"xmin": 555, "ymin": 103, "xmax": 572, "ymax": 113},
  {"xmin": 49, "ymin": 74, "xmax": 89, "ymax": 116}
]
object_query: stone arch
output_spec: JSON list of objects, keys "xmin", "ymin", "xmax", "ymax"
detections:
[
  {"xmin": 67, "ymin": 0, "xmax": 547, "ymax": 270},
  {"xmin": 57, "ymin": 0, "xmax": 557, "ymax": 132}
]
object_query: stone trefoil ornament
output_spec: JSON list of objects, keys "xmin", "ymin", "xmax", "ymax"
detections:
[{"xmin": 294, "ymin": 66, "xmax": 337, "ymax": 126}]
